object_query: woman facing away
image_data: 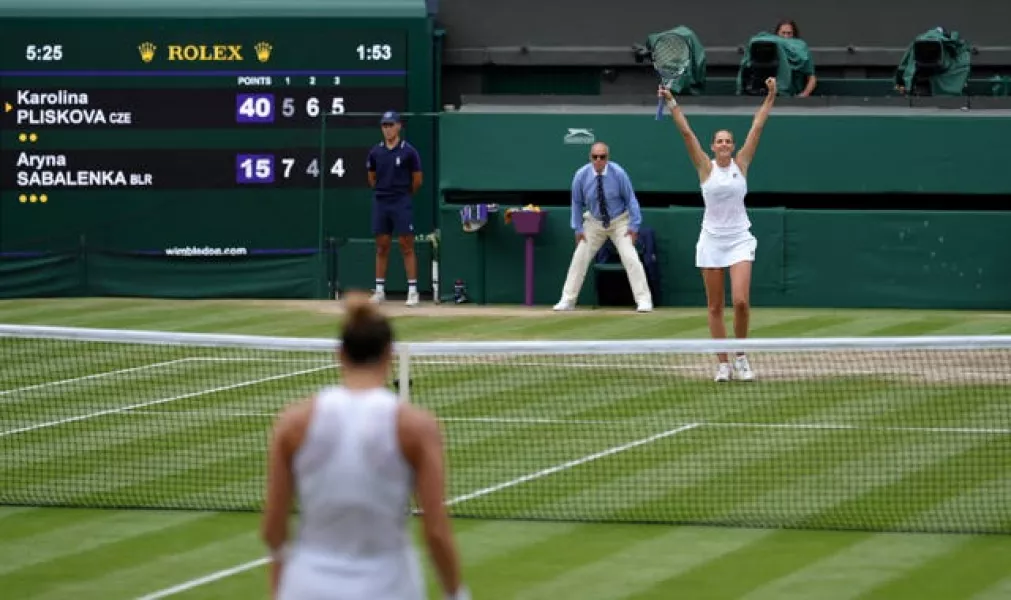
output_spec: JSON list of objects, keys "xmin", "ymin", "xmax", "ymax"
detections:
[
  {"xmin": 261, "ymin": 291, "xmax": 469, "ymax": 600},
  {"xmin": 658, "ymin": 78, "xmax": 777, "ymax": 382}
]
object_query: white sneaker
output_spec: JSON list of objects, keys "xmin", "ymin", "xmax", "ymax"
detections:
[
  {"xmin": 405, "ymin": 290, "xmax": 420, "ymax": 307},
  {"xmin": 370, "ymin": 290, "xmax": 385, "ymax": 304},
  {"xmin": 734, "ymin": 355, "xmax": 755, "ymax": 382},
  {"xmin": 636, "ymin": 301, "xmax": 653, "ymax": 313},
  {"xmin": 553, "ymin": 300, "xmax": 574, "ymax": 311},
  {"xmin": 714, "ymin": 363, "xmax": 731, "ymax": 382}
]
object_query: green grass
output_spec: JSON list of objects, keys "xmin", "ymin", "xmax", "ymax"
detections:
[{"xmin": 1, "ymin": 299, "xmax": 1010, "ymax": 599}]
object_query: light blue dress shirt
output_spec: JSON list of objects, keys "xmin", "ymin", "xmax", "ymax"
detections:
[{"xmin": 570, "ymin": 161, "xmax": 643, "ymax": 234}]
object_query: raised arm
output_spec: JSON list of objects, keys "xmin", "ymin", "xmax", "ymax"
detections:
[
  {"xmin": 659, "ymin": 87, "xmax": 711, "ymax": 181},
  {"xmin": 735, "ymin": 77, "xmax": 778, "ymax": 176}
]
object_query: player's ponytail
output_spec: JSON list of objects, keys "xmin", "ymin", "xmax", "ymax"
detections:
[{"xmin": 340, "ymin": 291, "xmax": 394, "ymax": 366}]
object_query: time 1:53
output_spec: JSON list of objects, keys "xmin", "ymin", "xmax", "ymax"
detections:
[{"xmin": 357, "ymin": 44, "xmax": 392, "ymax": 61}]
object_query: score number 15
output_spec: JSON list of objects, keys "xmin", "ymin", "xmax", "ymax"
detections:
[{"xmin": 236, "ymin": 94, "xmax": 345, "ymax": 123}]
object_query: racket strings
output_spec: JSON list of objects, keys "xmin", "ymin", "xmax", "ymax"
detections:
[{"xmin": 651, "ymin": 36, "xmax": 690, "ymax": 81}]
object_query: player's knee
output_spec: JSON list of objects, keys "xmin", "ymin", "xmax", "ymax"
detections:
[
  {"xmin": 398, "ymin": 238, "xmax": 415, "ymax": 256},
  {"xmin": 707, "ymin": 302, "xmax": 724, "ymax": 319},
  {"xmin": 376, "ymin": 240, "xmax": 392, "ymax": 255},
  {"xmin": 733, "ymin": 297, "xmax": 750, "ymax": 313}
]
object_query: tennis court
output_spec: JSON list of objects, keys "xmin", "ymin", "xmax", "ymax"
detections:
[{"xmin": 2, "ymin": 299, "xmax": 1011, "ymax": 599}]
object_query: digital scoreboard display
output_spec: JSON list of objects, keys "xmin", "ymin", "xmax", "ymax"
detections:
[{"xmin": 0, "ymin": 19, "xmax": 415, "ymax": 252}]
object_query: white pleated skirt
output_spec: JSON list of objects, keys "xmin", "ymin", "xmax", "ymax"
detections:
[{"xmin": 695, "ymin": 229, "xmax": 757, "ymax": 268}]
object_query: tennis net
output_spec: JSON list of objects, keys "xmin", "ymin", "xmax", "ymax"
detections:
[{"xmin": 2, "ymin": 324, "xmax": 1010, "ymax": 535}]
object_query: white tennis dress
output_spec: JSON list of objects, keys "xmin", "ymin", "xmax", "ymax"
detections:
[
  {"xmin": 696, "ymin": 159, "xmax": 757, "ymax": 268},
  {"xmin": 277, "ymin": 385, "xmax": 424, "ymax": 600}
]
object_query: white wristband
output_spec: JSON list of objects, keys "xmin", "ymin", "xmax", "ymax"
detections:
[{"xmin": 666, "ymin": 98, "xmax": 677, "ymax": 110}]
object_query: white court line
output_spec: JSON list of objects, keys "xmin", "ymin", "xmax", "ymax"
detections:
[
  {"xmin": 704, "ymin": 421, "xmax": 1011, "ymax": 435},
  {"xmin": 0, "ymin": 364, "xmax": 334, "ymax": 438},
  {"xmin": 186, "ymin": 357, "xmax": 332, "ymax": 364},
  {"xmin": 95, "ymin": 412, "xmax": 1011, "ymax": 436},
  {"xmin": 441, "ymin": 416, "xmax": 612, "ymax": 425},
  {"xmin": 134, "ymin": 557, "xmax": 271, "ymax": 600},
  {"xmin": 443, "ymin": 422, "xmax": 701, "ymax": 506},
  {"xmin": 132, "ymin": 422, "xmax": 701, "ymax": 599},
  {"xmin": 0, "ymin": 358, "xmax": 193, "ymax": 399}
]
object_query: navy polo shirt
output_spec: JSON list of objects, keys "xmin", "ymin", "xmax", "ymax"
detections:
[{"xmin": 366, "ymin": 140, "xmax": 422, "ymax": 201}]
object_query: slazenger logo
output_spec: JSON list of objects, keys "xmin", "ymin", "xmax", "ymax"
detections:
[{"xmin": 563, "ymin": 128, "xmax": 595, "ymax": 144}]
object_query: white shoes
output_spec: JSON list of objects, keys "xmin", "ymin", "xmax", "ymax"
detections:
[
  {"xmin": 714, "ymin": 356, "xmax": 756, "ymax": 382},
  {"xmin": 370, "ymin": 289, "xmax": 419, "ymax": 307},
  {"xmin": 405, "ymin": 290, "xmax": 420, "ymax": 307},
  {"xmin": 734, "ymin": 355, "xmax": 755, "ymax": 381},
  {"xmin": 553, "ymin": 300, "xmax": 653, "ymax": 312}
]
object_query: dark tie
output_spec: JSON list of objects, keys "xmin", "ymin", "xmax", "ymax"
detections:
[{"xmin": 596, "ymin": 174, "xmax": 610, "ymax": 228}]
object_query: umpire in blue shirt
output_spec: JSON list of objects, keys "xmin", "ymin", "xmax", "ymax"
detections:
[
  {"xmin": 553, "ymin": 142, "xmax": 653, "ymax": 312},
  {"xmin": 366, "ymin": 110, "xmax": 423, "ymax": 307}
]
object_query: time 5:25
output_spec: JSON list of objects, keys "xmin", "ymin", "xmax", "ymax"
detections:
[
  {"xmin": 25, "ymin": 44, "xmax": 63, "ymax": 61},
  {"xmin": 356, "ymin": 44, "xmax": 392, "ymax": 61}
]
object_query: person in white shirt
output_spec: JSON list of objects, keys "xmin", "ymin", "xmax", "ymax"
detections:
[
  {"xmin": 261, "ymin": 291, "xmax": 469, "ymax": 600},
  {"xmin": 658, "ymin": 78, "xmax": 777, "ymax": 382}
]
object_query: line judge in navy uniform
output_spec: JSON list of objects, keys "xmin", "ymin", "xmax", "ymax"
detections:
[{"xmin": 367, "ymin": 110, "xmax": 423, "ymax": 307}]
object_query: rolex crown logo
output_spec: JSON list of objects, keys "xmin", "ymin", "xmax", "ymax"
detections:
[
  {"xmin": 138, "ymin": 42, "xmax": 157, "ymax": 63},
  {"xmin": 254, "ymin": 42, "xmax": 273, "ymax": 63}
]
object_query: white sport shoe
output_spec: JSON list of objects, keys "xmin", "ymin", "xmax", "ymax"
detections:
[
  {"xmin": 370, "ymin": 290, "xmax": 385, "ymax": 304},
  {"xmin": 553, "ymin": 300, "xmax": 574, "ymax": 311},
  {"xmin": 636, "ymin": 301, "xmax": 653, "ymax": 313},
  {"xmin": 714, "ymin": 363, "xmax": 731, "ymax": 382},
  {"xmin": 405, "ymin": 290, "xmax": 420, "ymax": 307},
  {"xmin": 734, "ymin": 355, "xmax": 755, "ymax": 382}
]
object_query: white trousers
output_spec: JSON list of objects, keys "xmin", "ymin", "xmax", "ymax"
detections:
[{"xmin": 559, "ymin": 212, "xmax": 652, "ymax": 305}]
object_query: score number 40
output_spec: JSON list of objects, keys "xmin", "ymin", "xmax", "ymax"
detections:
[
  {"xmin": 237, "ymin": 94, "xmax": 343, "ymax": 123},
  {"xmin": 237, "ymin": 155, "xmax": 347, "ymax": 185}
]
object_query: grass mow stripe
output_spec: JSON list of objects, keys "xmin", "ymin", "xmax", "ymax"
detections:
[
  {"xmin": 0, "ymin": 358, "xmax": 193, "ymax": 398},
  {"xmin": 0, "ymin": 365, "xmax": 334, "ymax": 438}
]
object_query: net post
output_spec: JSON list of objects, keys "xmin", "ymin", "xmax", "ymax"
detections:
[{"xmin": 397, "ymin": 343, "xmax": 411, "ymax": 403}]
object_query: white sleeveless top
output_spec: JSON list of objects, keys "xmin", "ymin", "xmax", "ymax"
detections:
[
  {"xmin": 700, "ymin": 159, "xmax": 751, "ymax": 236},
  {"xmin": 278, "ymin": 385, "xmax": 424, "ymax": 600}
]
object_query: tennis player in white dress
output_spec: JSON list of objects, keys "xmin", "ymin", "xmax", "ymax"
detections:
[
  {"xmin": 261, "ymin": 292, "xmax": 469, "ymax": 600},
  {"xmin": 659, "ymin": 79, "xmax": 778, "ymax": 382}
]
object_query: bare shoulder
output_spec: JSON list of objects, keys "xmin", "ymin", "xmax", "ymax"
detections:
[
  {"xmin": 272, "ymin": 397, "xmax": 315, "ymax": 447},
  {"xmin": 397, "ymin": 403, "xmax": 443, "ymax": 459},
  {"xmin": 399, "ymin": 403, "xmax": 441, "ymax": 439}
]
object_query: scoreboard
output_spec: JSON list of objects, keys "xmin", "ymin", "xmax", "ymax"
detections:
[{"xmin": 0, "ymin": 18, "xmax": 431, "ymax": 258}]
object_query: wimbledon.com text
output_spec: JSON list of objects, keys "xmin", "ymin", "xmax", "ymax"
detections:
[{"xmin": 163, "ymin": 246, "xmax": 248, "ymax": 257}]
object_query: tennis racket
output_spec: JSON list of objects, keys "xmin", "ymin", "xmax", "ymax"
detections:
[{"xmin": 651, "ymin": 32, "xmax": 691, "ymax": 120}]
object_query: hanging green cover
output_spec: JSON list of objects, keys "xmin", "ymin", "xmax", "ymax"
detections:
[
  {"xmin": 735, "ymin": 32, "xmax": 814, "ymax": 96},
  {"xmin": 895, "ymin": 28, "xmax": 971, "ymax": 96}
]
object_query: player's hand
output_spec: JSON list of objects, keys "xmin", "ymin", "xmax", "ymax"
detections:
[
  {"xmin": 575, "ymin": 232, "xmax": 586, "ymax": 245},
  {"xmin": 626, "ymin": 230, "xmax": 638, "ymax": 245},
  {"xmin": 765, "ymin": 77, "xmax": 778, "ymax": 96},
  {"xmin": 657, "ymin": 86, "xmax": 674, "ymax": 102}
]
